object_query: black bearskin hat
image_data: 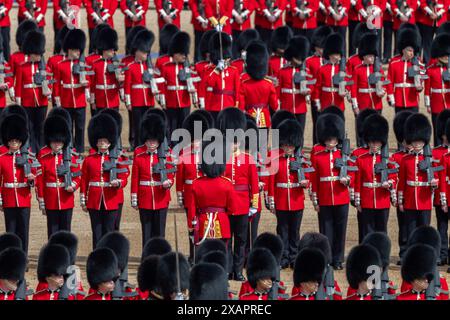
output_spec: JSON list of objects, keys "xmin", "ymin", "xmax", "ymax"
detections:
[
  {"xmin": 126, "ymin": 25, "xmax": 146, "ymax": 54},
  {"xmin": 192, "ymin": 109, "xmax": 215, "ymax": 130},
  {"xmin": 346, "ymin": 244, "xmax": 382, "ymax": 289},
  {"xmin": 142, "ymin": 237, "xmax": 172, "ymax": 261},
  {"xmin": 278, "ymin": 119, "xmax": 303, "ymax": 148},
  {"xmin": 431, "ymin": 34, "xmax": 450, "ymax": 59},
  {"xmin": 37, "ymin": 244, "xmax": 70, "ymax": 282},
  {"xmin": 97, "ymin": 232, "xmax": 130, "ymax": 273},
  {"xmin": 247, "ymin": 248, "xmax": 278, "ymax": 289},
  {"xmin": 401, "ymin": 244, "xmax": 436, "ymax": 283},
  {"xmin": 159, "ymin": 24, "xmax": 179, "ymax": 55},
  {"xmin": 245, "ymin": 40, "xmax": 268, "ymax": 80},
  {"xmin": 408, "ymin": 226, "xmax": 441, "ymax": 257},
  {"xmin": 270, "ymin": 26, "xmax": 293, "ymax": 53},
  {"xmin": 311, "ymin": 25, "xmax": 333, "ymax": 49},
  {"xmin": 96, "ymin": 27, "xmax": 118, "ymax": 53},
  {"xmin": 86, "ymin": 248, "xmax": 119, "ymax": 289},
  {"xmin": 294, "ymin": 248, "xmax": 326, "ymax": 286},
  {"xmin": 48, "ymin": 106, "xmax": 71, "ymax": 125},
  {"xmin": 63, "ymin": 28, "xmax": 86, "ymax": 54},
  {"xmin": 209, "ymin": 32, "xmax": 232, "ymax": 65},
  {"xmin": 140, "ymin": 113, "xmax": 166, "ymax": 144},
  {"xmin": 321, "ymin": 105, "xmax": 345, "ymax": 121},
  {"xmin": 132, "ymin": 29, "xmax": 155, "ymax": 54},
  {"xmin": 445, "ymin": 119, "xmax": 450, "ymax": 144},
  {"xmin": 404, "ymin": 113, "xmax": 432, "ymax": 145},
  {"xmin": 393, "ymin": 110, "xmax": 414, "ymax": 143},
  {"xmin": 254, "ymin": 232, "xmax": 284, "ymax": 265},
  {"xmin": 358, "ymin": 33, "xmax": 379, "ymax": 58},
  {"xmin": 436, "ymin": 21, "xmax": 450, "ymax": 36},
  {"xmin": 0, "ymin": 248, "xmax": 27, "ymax": 281},
  {"xmin": 237, "ymin": 29, "xmax": 260, "ymax": 53},
  {"xmin": 397, "ymin": 28, "xmax": 421, "ymax": 53},
  {"xmin": 217, "ymin": 107, "xmax": 246, "ymax": 132},
  {"xmin": 156, "ymin": 252, "xmax": 190, "ymax": 299},
  {"xmin": 1, "ymin": 104, "xmax": 28, "ymax": 121},
  {"xmin": 357, "ymin": 108, "xmax": 379, "ymax": 143},
  {"xmin": 1, "ymin": 114, "xmax": 28, "ymax": 145},
  {"xmin": 284, "ymin": 36, "xmax": 310, "ymax": 62},
  {"xmin": 16, "ymin": 20, "xmax": 38, "ymax": 48},
  {"xmin": 199, "ymin": 29, "xmax": 217, "ymax": 60},
  {"xmin": 200, "ymin": 139, "xmax": 228, "ymax": 178},
  {"xmin": 197, "ymin": 239, "xmax": 227, "ymax": 262},
  {"xmin": 271, "ymin": 110, "xmax": 296, "ymax": 129},
  {"xmin": 55, "ymin": 26, "xmax": 70, "ymax": 54},
  {"xmin": 44, "ymin": 115, "xmax": 71, "ymax": 147},
  {"xmin": 436, "ymin": 109, "xmax": 450, "ymax": 140},
  {"xmin": 168, "ymin": 31, "xmax": 190, "ymax": 56},
  {"xmin": 353, "ymin": 22, "xmax": 376, "ymax": 49},
  {"xmin": 363, "ymin": 114, "xmax": 389, "ymax": 146},
  {"xmin": 0, "ymin": 233, "xmax": 22, "ymax": 252},
  {"xmin": 189, "ymin": 263, "xmax": 228, "ymax": 300},
  {"xmin": 137, "ymin": 255, "xmax": 160, "ymax": 292},
  {"xmin": 22, "ymin": 30, "xmax": 46, "ymax": 55},
  {"xmin": 99, "ymin": 108, "xmax": 123, "ymax": 135},
  {"xmin": 316, "ymin": 113, "xmax": 345, "ymax": 145},
  {"xmin": 323, "ymin": 33, "xmax": 344, "ymax": 60},
  {"xmin": 89, "ymin": 23, "xmax": 110, "ymax": 53},
  {"xmin": 362, "ymin": 232, "xmax": 392, "ymax": 269},
  {"xmin": 48, "ymin": 231, "xmax": 78, "ymax": 266},
  {"xmin": 200, "ymin": 250, "xmax": 228, "ymax": 271},
  {"xmin": 88, "ymin": 113, "xmax": 118, "ymax": 150},
  {"xmin": 183, "ymin": 110, "xmax": 210, "ymax": 142},
  {"xmin": 298, "ymin": 232, "xmax": 332, "ymax": 264}
]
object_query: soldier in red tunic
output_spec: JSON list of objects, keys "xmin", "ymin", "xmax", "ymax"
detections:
[
  {"xmin": 155, "ymin": 24, "xmax": 179, "ymax": 72},
  {"xmin": 204, "ymin": 0, "xmax": 234, "ymax": 35},
  {"xmin": 268, "ymin": 26, "xmax": 293, "ymax": 84},
  {"xmin": 33, "ymin": 244, "xmax": 72, "ymax": 300},
  {"xmin": 0, "ymin": 0, "xmax": 12, "ymax": 61},
  {"xmin": 18, "ymin": 0, "xmax": 47, "ymax": 30},
  {"xmin": 189, "ymin": 0, "xmax": 209, "ymax": 62},
  {"xmin": 290, "ymin": 0, "xmax": 319, "ymax": 41},
  {"xmin": 290, "ymin": 248, "xmax": 326, "ymax": 300},
  {"xmin": 0, "ymin": 247, "xmax": 27, "ymax": 300},
  {"xmin": 190, "ymin": 262, "xmax": 229, "ymax": 300},
  {"xmin": 53, "ymin": 0, "xmax": 83, "ymax": 47},
  {"xmin": 397, "ymin": 114, "xmax": 436, "ymax": 253},
  {"xmin": 47, "ymin": 27, "xmax": 69, "ymax": 107},
  {"xmin": 37, "ymin": 114, "xmax": 81, "ymax": 238},
  {"xmin": 82, "ymin": 113, "xmax": 127, "ymax": 248},
  {"xmin": 254, "ymin": 0, "xmax": 287, "ymax": 48},
  {"xmin": 120, "ymin": 0, "xmax": 148, "ymax": 35},
  {"xmin": 0, "ymin": 114, "xmax": 37, "ymax": 254},
  {"xmin": 154, "ymin": 0, "xmax": 183, "ymax": 30},
  {"xmin": 131, "ymin": 113, "xmax": 174, "ymax": 247},
  {"xmin": 354, "ymin": 114, "xmax": 395, "ymax": 238},
  {"xmin": 9, "ymin": 20, "xmax": 37, "ymax": 83},
  {"xmin": 84, "ymin": 0, "xmax": 118, "ymax": 41},
  {"xmin": 231, "ymin": 0, "xmax": 256, "ymax": 51},
  {"xmin": 0, "ymin": 34, "xmax": 13, "ymax": 111},
  {"xmin": 84, "ymin": 247, "xmax": 119, "ymax": 300},
  {"xmin": 231, "ymin": 28, "xmax": 260, "ymax": 72},
  {"xmin": 397, "ymin": 244, "xmax": 437, "ymax": 300},
  {"xmin": 345, "ymin": 244, "xmax": 382, "ymax": 300}
]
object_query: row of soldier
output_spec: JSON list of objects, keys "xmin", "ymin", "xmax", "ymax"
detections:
[{"xmin": 0, "ymin": 227, "xmax": 447, "ymax": 300}]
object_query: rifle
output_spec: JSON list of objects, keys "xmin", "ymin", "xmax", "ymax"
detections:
[
  {"xmin": 290, "ymin": 148, "xmax": 315, "ymax": 182},
  {"xmin": 152, "ymin": 138, "xmax": 177, "ymax": 183},
  {"xmin": 396, "ymin": 0, "xmax": 409, "ymax": 15},
  {"xmin": 374, "ymin": 143, "xmax": 398, "ymax": 184},
  {"xmin": 163, "ymin": 0, "xmax": 177, "ymax": 19},
  {"xmin": 57, "ymin": 144, "xmax": 82, "ymax": 191},
  {"xmin": 425, "ymin": 267, "xmax": 441, "ymax": 300},
  {"xmin": 293, "ymin": 63, "xmax": 316, "ymax": 95},
  {"xmin": 368, "ymin": 57, "xmax": 390, "ymax": 96},
  {"xmin": 33, "ymin": 57, "xmax": 54, "ymax": 97},
  {"xmin": 407, "ymin": 56, "xmax": 428, "ymax": 89},
  {"xmin": 330, "ymin": 0, "xmax": 345, "ymax": 16},
  {"xmin": 60, "ymin": 0, "xmax": 70, "ymax": 17},
  {"xmin": 442, "ymin": 55, "xmax": 450, "ymax": 82},
  {"xmin": 0, "ymin": 52, "xmax": 13, "ymax": 99},
  {"xmin": 58, "ymin": 265, "xmax": 86, "ymax": 300},
  {"xmin": 142, "ymin": 55, "xmax": 165, "ymax": 107},
  {"xmin": 332, "ymin": 57, "xmax": 353, "ymax": 97},
  {"xmin": 334, "ymin": 134, "xmax": 358, "ymax": 180},
  {"xmin": 102, "ymin": 144, "xmax": 129, "ymax": 183},
  {"xmin": 107, "ymin": 54, "xmax": 129, "ymax": 81},
  {"xmin": 233, "ymin": 0, "xmax": 248, "ymax": 22},
  {"xmin": 25, "ymin": 0, "xmax": 36, "ymax": 18},
  {"xmin": 92, "ymin": 0, "xmax": 104, "ymax": 19},
  {"xmin": 72, "ymin": 54, "xmax": 94, "ymax": 84},
  {"xmin": 14, "ymin": 279, "xmax": 34, "ymax": 300},
  {"xmin": 111, "ymin": 265, "xmax": 138, "ymax": 300},
  {"xmin": 15, "ymin": 141, "xmax": 41, "ymax": 187},
  {"xmin": 126, "ymin": 0, "xmax": 136, "ymax": 15},
  {"xmin": 198, "ymin": 0, "xmax": 206, "ymax": 17},
  {"xmin": 418, "ymin": 144, "xmax": 443, "ymax": 185},
  {"xmin": 178, "ymin": 60, "xmax": 200, "ymax": 107}
]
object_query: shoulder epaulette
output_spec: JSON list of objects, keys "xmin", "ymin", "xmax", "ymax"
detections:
[{"xmin": 220, "ymin": 176, "xmax": 232, "ymax": 183}]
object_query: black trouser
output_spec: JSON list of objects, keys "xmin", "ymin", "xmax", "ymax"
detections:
[
  {"xmin": 88, "ymin": 28, "xmax": 95, "ymax": 53},
  {"xmin": 0, "ymin": 27, "xmax": 10, "ymax": 61},
  {"xmin": 4, "ymin": 207, "xmax": 30, "ymax": 254},
  {"xmin": 127, "ymin": 109, "xmax": 134, "ymax": 149},
  {"xmin": 194, "ymin": 30, "xmax": 206, "ymax": 63},
  {"xmin": 89, "ymin": 206, "xmax": 117, "ymax": 249},
  {"xmin": 417, "ymin": 23, "xmax": 435, "ymax": 65},
  {"xmin": 25, "ymin": 106, "xmax": 48, "ymax": 154},
  {"xmin": 435, "ymin": 206, "xmax": 449, "ymax": 263},
  {"xmin": 115, "ymin": 203, "xmax": 123, "ymax": 231},
  {"xmin": 357, "ymin": 209, "xmax": 363, "ymax": 243},
  {"xmin": 125, "ymin": 27, "xmax": 132, "ymax": 37},
  {"xmin": 331, "ymin": 26, "xmax": 347, "ymax": 57},
  {"xmin": 46, "ymin": 209, "xmax": 73, "ymax": 239},
  {"xmin": 232, "ymin": 30, "xmax": 243, "ymax": 60},
  {"xmin": 293, "ymin": 28, "xmax": 314, "ymax": 44},
  {"xmin": 255, "ymin": 26, "xmax": 273, "ymax": 53},
  {"xmin": 383, "ymin": 20, "xmax": 393, "ymax": 61},
  {"xmin": 395, "ymin": 106, "xmax": 418, "ymax": 114},
  {"xmin": 311, "ymin": 100, "xmax": 319, "ymax": 145},
  {"xmin": 318, "ymin": 204, "xmax": 349, "ymax": 265},
  {"xmin": 132, "ymin": 107, "xmax": 150, "ymax": 148},
  {"xmin": 245, "ymin": 213, "xmax": 261, "ymax": 259},
  {"xmin": 165, "ymin": 107, "xmax": 191, "ymax": 145},
  {"xmin": 228, "ymin": 215, "xmax": 248, "ymax": 275},
  {"xmin": 210, "ymin": 111, "xmax": 220, "ymax": 128},
  {"xmin": 139, "ymin": 208, "xmax": 168, "ymax": 249},
  {"xmin": 295, "ymin": 113, "xmax": 306, "ymax": 137},
  {"xmin": 359, "ymin": 208, "xmax": 389, "ymax": 241},
  {"xmin": 54, "ymin": 23, "xmax": 61, "ymax": 54},
  {"xmin": 276, "ymin": 209, "xmax": 303, "ymax": 266},
  {"xmin": 348, "ymin": 20, "xmax": 359, "ymax": 56},
  {"xmin": 397, "ymin": 207, "xmax": 408, "ymax": 260},
  {"xmin": 65, "ymin": 107, "xmax": 86, "ymax": 153},
  {"xmin": 431, "ymin": 113, "xmax": 442, "ymax": 147},
  {"xmin": 402, "ymin": 209, "xmax": 432, "ymax": 254}
]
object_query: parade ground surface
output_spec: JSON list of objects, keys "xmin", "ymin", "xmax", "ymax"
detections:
[{"xmin": 1, "ymin": 7, "xmax": 448, "ymax": 297}]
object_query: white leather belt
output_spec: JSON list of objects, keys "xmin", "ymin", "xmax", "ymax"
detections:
[
  {"xmin": 431, "ymin": 88, "xmax": 450, "ymax": 94},
  {"xmin": 281, "ymin": 88, "xmax": 301, "ymax": 94},
  {"xmin": 276, "ymin": 182, "xmax": 300, "ymax": 188},
  {"xmin": 62, "ymin": 83, "xmax": 83, "ymax": 89},
  {"xmin": 139, "ymin": 180, "xmax": 162, "ymax": 186},
  {"xmin": 363, "ymin": 182, "xmax": 383, "ymax": 188},
  {"xmin": 394, "ymin": 83, "xmax": 415, "ymax": 88},
  {"xmin": 96, "ymin": 84, "xmax": 117, "ymax": 90},
  {"xmin": 132, "ymin": 84, "xmax": 151, "ymax": 89},
  {"xmin": 46, "ymin": 182, "xmax": 66, "ymax": 188},
  {"xmin": 358, "ymin": 88, "xmax": 376, "ymax": 93},
  {"xmin": 406, "ymin": 181, "xmax": 430, "ymax": 187},
  {"xmin": 24, "ymin": 83, "xmax": 41, "ymax": 89},
  {"xmin": 320, "ymin": 176, "xmax": 340, "ymax": 182},
  {"xmin": 167, "ymin": 85, "xmax": 187, "ymax": 91},
  {"xmin": 322, "ymin": 87, "xmax": 339, "ymax": 93},
  {"xmin": 3, "ymin": 182, "xmax": 28, "ymax": 188},
  {"xmin": 89, "ymin": 181, "xmax": 113, "ymax": 187},
  {"xmin": 184, "ymin": 179, "xmax": 193, "ymax": 185}
]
